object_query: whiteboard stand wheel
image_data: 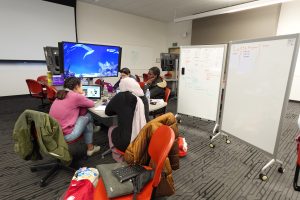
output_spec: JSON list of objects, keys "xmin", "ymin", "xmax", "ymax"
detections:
[
  {"xmin": 209, "ymin": 143, "xmax": 215, "ymax": 148},
  {"xmin": 278, "ymin": 167, "xmax": 285, "ymax": 173},
  {"xmin": 259, "ymin": 173, "xmax": 268, "ymax": 181},
  {"xmin": 226, "ymin": 139, "xmax": 231, "ymax": 144}
]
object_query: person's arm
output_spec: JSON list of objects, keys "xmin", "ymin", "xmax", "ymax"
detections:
[
  {"xmin": 113, "ymin": 79, "xmax": 121, "ymax": 90},
  {"xmin": 75, "ymin": 93, "xmax": 94, "ymax": 108},
  {"xmin": 105, "ymin": 94, "xmax": 119, "ymax": 116}
]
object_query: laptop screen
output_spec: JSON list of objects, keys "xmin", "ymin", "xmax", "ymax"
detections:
[{"xmin": 82, "ymin": 85, "xmax": 101, "ymax": 99}]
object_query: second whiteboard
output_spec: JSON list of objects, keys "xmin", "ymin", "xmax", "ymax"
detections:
[{"xmin": 178, "ymin": 45, "xmax": 227, "ymax": 121}]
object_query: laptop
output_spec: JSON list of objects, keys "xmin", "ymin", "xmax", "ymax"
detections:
[{"xmin": 82, "ymin": 85, "xmax": 101, "ymax": 101}]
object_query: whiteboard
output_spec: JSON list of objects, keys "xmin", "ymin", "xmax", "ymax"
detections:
[
  {"xmin": 221, "ymin": 34, "xmax": 299, "ymax": 155},
  {"xmin": 177, "ymin": 45, "xmax": 226, "ymax": 121}
]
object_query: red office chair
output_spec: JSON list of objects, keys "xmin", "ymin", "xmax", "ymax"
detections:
[
  {"xmin": 95, "ymin": 78, "xmax": 102, "ymax": 85},
  {"xmin": 164, "ymin": 87, "xmax": 171, "ymax": 102},
  {"xmin": 26, "ymin": 79, "xmax": 47, "ymax": 106},
  {"xmin": 138, "ymin": 82, "xmax": 145, "ymax": 89},
  {"xmin": 94, "ymin": 125, "xmax": 175, "ymax": 200},
  {"xmin": 44, "ymin": 84, "xmax": 57, "ymax": 103},
  {"xmin": 37, "ymin": 75, "xmax": 48, "ymax": 85}
]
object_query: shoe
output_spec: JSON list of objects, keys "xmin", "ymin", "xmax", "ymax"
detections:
[
  {"xmin": 93, "ymin": 125, "xmax": 101, "ymax": 133},
  {"xmin": 87, "ymin": 145, "xmax": 101, "ymax": 156}
]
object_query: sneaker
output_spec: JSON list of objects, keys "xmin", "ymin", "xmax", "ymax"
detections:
[
  {"xmin": 87, "ymin": 145, "xmax": 101, "ymax": 156},
  {"xmin": 93, "ymin": 125, "xmax": 101, "ymax": 133}
]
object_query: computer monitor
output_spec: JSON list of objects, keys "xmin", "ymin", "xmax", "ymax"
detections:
[
  {"xmin": 160, "ymin": 53, "xmax": 177, "ymax": 71},
  {"xmin": 44, "ymin": 46, "xmax": 61, "ymax": 75},
  {"xmin": 59, "ymin": 41, "xmax": 122, "ymax": 78}
]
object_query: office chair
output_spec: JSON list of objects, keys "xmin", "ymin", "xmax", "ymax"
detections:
[
  {"xmin": 26, "ymin": 79, "xmax": 47, "ymax": 106},
  {"xmin": 37, "ymin": 75, "xmax": 48, "ymax": 85},
  {"xmin": 94, "ymin": 125, "xmax": 175, "ymax": 200},
  {"xmin": 13, "ymin": 110, "xmax": 75, "ymax": 187},
  {"xmin": 44, "ymin": 84, "xmax": 57, "ymax": 103},
  {"xmin": 143, "ymin": 73, "xmax": 149, "ymax": 82},
  {"xmin": 149, "ymin": 87, "xmax": 171, "ymax": 118},
  {"xmin": 164, "ymin": 87, "xmax": 171, "ymax": 102}
]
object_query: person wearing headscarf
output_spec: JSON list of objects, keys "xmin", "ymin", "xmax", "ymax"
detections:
[
  {"xmin": 49, "ymin": 77, "xmax": 100, "ymax": 156},
  {"xmin": 113, "ymin": 67, "xmax": 136, "ymax": 90},
  {"xmin": 105, "ymin": 77, "xmax": 147, "ymax": 154}
]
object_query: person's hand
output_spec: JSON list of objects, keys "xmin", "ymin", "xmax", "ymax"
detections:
[{"xmin": 146, "ymin": 77, "xmax": 155, "ymax": 85}]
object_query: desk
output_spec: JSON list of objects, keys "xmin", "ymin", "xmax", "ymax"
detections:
[{"xmin": 89, "ymin": 98, "xmax": 167, "ymax": 127}]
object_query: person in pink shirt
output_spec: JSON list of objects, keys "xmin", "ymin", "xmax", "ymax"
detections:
[{"xmin": 49, "ymin": 77, "xmax": 100, "ymax": 156}]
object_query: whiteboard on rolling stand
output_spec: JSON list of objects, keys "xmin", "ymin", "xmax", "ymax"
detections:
[
  {"xmin": 220, "ymin": 34, "xmax": 300, "ymax": 155},
  {"xmin": 177, "ymin": 45, "xmax": 227, "ymax": 121}
]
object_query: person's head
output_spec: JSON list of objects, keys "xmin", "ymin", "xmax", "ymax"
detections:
[
  {"xmin": 148, "ymin": 66, "xmax": 160, "ymax": 80},
  {"xmin": 119, "ymin": 77, "xmax": 144, "ymax": 97},
  {"xmin": 57, "ymin": 77, "xmax": 82, "ymax": 99},
  {"xmin": 120, "ymin": 68, "xmax": 131, "ymax": 79}
]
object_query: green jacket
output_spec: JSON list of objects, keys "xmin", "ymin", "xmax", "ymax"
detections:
[{"xmin": 13, "ymin": 109, "xmax": 72, "ymax": 164}]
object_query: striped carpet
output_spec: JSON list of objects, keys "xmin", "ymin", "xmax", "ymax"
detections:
[{"xmin": 0, "ymin": 96, "xmax": 300, "ymax": 199}]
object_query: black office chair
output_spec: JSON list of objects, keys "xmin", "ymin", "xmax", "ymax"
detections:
[{"xmin": 13, "ymin": 110, "xmax": 75, "ymax": 187}]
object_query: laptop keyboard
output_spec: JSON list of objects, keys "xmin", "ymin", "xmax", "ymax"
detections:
[{"xmin": 112, "ymin": 165, "xmax": 146, "ymax": 183}]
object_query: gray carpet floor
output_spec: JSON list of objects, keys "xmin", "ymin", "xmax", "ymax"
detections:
[{"xmin": 1, "ymin": 96, "xmax": 300, "ymax": 199}]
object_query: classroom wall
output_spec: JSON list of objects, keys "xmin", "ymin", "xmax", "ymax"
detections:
[
  {"xmin": 76, "ymin": 1, "xmax": 168, "ymax": 84},
  {"xmin": 277, "ymin": 0, "xmax": 300, "ymax": 101},
  {"xmin": 191, "ymin": 4, "xmax": 281, "ymax": 45},
  {"xmin": 166, "ymin": 21, "xmax": 192, "ymax": 48}
]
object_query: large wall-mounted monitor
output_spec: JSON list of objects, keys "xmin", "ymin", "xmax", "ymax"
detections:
[{"xmin": 59, "ymin": 41, "xmax": 122, "ymax": 78}]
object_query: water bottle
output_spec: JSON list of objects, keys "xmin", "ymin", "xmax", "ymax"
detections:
[
  {"xmin": 146, "ymin": 89, "xmax": 151, "ymax": 105},
  {"xmin": 103, "ymin": 85, "xmax": 108, "ymax": 97}
]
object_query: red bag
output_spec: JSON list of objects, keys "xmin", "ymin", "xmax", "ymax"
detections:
[
  {"xmin": 178, "ymin": 136, "xmax": 187, "ymax": 157},
  {"xmin": 63, "ymin": 179, "xmax": 94, "ymax": 200}
]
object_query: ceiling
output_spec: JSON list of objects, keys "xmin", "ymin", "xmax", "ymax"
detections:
[{"xmin": 78, "ymin": 0, "xmax": 257, "ymax": 22}]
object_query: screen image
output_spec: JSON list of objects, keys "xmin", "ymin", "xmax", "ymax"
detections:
[
  {"xmin": 82, "ymin": 85, "xmax": 101, "ymax": 99},
  {"xmin": 60, "ymin": 42, "xmax": 122, "ymax": 78}
]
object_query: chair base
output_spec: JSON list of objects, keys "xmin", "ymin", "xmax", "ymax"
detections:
[{"xmin": 30, "ymin": 160, "xmax": 75, "ymax": 187}]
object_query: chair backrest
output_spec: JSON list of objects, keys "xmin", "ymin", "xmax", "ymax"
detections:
[
  {"xmin": 143, "ymin": 73, "xmax": 149, "ymax": 82},
  {"xmin": 37, "ymin": 75, "xmax": 48, "ymax": 85},
  {"xmin": 135, "ymin": 75, "xmax": 141, "ymax": 82},
  {"xmin": 148, "ymin": 125, "xmax": 175, "ymax": 187},
  {"xmin": 164, "ymin": 87, "xmax": 171, "ymax": 102},
  {"xmin": 26, "ymin": 79, "xmax": 44, "ymax": 96},
  {"xmin": 95, "ymin": 79, "xmax": 101, "ymax": 85},
  {"xmin": 138, "ymin": 82, "xmax": 145, "ymax": 89},
  {"xmin": 44, "ymin": 85, "xmax": 57, "ymax": 103}
]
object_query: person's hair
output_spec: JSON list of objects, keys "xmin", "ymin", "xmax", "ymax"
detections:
[
  {"xmin": 56, "ymin": 77, "xmax": 81, "ymax": 100},
  {"xmin": 149, "ymin": 66, "xmax": 160, "ymax": 77},
  {"xmin": 120, "ymin": 68, "xmax": 131, "ymax": 75}
]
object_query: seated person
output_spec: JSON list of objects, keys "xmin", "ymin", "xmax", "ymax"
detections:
[
  {"xmin": 144, "ymin": 66, "xmax": 167, "ymax": 99},
  {"xmin": 49, "ymin": 77, "xmax": 100, "ymax": 156},
  {"xmin": 105, "ymin": 77, "xmax": 147, "ymax": 155},
  {"xmin": 113, "ymin": 67, "xmax": 136, "ymax": 90}
]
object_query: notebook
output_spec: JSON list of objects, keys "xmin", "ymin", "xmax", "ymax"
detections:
[{"xmin": 82, "ymin": 85, "xmax": 101, "ymax": 100}]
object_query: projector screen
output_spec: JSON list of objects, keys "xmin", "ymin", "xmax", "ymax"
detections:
[{"xmin": 0, "ymin": 0, "xmax": 76, "ymax": 61}]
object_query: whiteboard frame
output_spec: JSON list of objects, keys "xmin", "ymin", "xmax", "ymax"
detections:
[
  {"xmin": 177, "ymin": 44, "xmax": 227, "ymax": 123},
  {"xmin": 219, "ymin": 34, "xmax": 300, "ymax": 157}
]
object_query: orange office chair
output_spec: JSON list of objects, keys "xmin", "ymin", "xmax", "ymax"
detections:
[
  {"xmin": 44, "ymin": 84, "xmax": 57, "ymax": 103},
  {"xmin": 26, "ymin": 79, "xmax": 47, "ymax": 106},
  {"xmin": 94, "ymin": 125, "xmax": 175, "ymax": 200},
  {"xmin": 164, "ymin": 87, "xmax": 171, "ymax": 102},
  {"xmin": 37, "ymin": 75, "xmax": 48, "ymax": 85}
]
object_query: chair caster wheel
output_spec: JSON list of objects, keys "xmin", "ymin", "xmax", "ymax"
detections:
[
  {"xmin": 209, "ymin": 143, "xmax": 215, "ymax": 148},
  {"xmin": 40, "ymin": 180, "xmax": 47, "ymax": 187},
  {"xmin": 259, "ymin": 173, "xmax": 268, "ymax": 181},
  {"xmin": 209, "ymin": 136, "xmax": 213, "ymax": 139},
  {"xmin": 226, "ymin": 139, "xmax": 231, "ymax": 144},
  {"xmin": 278, "ymin": 167, "xmax": 285, "ymax": 173}
]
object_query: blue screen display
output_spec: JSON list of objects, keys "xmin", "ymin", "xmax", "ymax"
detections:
[{"xmin": 62, "ymin": 42, "xmax": 121, "ymax": 78}]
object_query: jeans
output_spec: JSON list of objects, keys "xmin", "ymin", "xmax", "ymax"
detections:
[{"xmin": 64, "ymin": 113, "xmax": 94, "ymax": 144}]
